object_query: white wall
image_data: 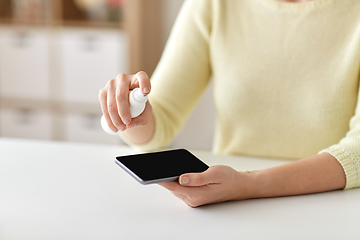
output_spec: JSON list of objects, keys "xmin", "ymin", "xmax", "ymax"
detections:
[{"xmin": 160, "ymin": 0, "xmax": 184, "ymax": 48}]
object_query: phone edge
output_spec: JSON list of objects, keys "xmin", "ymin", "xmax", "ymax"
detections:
[{"xmin": 114, "ymin": 158, "xmax": 179, "ymax": 185}]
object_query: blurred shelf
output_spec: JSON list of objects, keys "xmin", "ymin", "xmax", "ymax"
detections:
[
  {"xmin": 0, "ymin": 0, "xmax": 124, "ymax": 29},
  {"xmin": 0, "ymin": 19, "xmax": 124, "ymax": 29},
  {"xmin": 0, "ymin": 18, "xmax": 50, "ymax": 27},
  {"xmin": 58, "ymin": 20, "xmax": 124, "ymax": 29}
]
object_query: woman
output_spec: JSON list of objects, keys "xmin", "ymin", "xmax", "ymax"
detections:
[{"xmin": 99, "ymin": 0, "xmax": 360, "ymax": 207}]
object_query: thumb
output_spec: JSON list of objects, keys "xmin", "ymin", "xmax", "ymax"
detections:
[{"xmin": 179, "ymin": 167, "xmax": 220, "ymax": 187}]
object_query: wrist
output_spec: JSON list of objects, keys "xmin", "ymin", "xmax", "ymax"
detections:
[{"xmin": 235, "ymin": 170, "xmax": 265, "ymax": 200}]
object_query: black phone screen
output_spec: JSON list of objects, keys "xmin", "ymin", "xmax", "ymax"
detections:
[{"xmin": 115, "ymin": 149, "xmax": 209, "ymax": 184}]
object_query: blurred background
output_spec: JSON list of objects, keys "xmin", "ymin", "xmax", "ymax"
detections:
[{"xmin": 0, "ymin": 0, "xmax": 215, "ymax": 150}]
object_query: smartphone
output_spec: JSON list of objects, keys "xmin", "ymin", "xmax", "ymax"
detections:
[{"xmin": 115, "ymin": 149, "xmax": 209, "ymax": 185}]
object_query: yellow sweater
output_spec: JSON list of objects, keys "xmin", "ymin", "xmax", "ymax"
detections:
[{"xmin": 123, "ymin": 0, "xmax": 360, "ymax": 189}]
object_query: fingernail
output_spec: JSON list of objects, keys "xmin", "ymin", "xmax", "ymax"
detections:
[
  {"xmin": 181, "ymin": 176, "xmax": 189, "ymax": 185},
  {"xmin": 143, "ymin": 87, "xmax": 149, "ymax": 94},
  {"xmin": 129, "ymin": 123, "xmax": 136, "ymax": 128},
  {"xmin": 120, "ymin": 126, "xmax": 126, "ymax": 131},
  {"xmin": 123, "ymin": 119, "xmax": 131, "ymax": 124}
]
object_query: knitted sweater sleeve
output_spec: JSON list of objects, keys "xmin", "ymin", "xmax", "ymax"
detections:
[
  {"xmin": 320, "ymin": 89, "xmax": 360, "ymax": 189},
  {"xmin": 120, "ymin": 0, "xmax": 212, "ymax": 151}
]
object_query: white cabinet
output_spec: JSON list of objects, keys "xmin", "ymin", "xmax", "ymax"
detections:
[
  {"xmin": 58, "ymin": 28, "xmax": 129, "ymax": 104},
  {"xmin": 64, "ymin": 113, "xmax": 122, "ymax": 144},
  {"xmin": 0, "ymin": 108, "xmax": 52, "ymax": 140},
  {"xmin": 0, "ymin": 27, "xmax": 50, "ymax": 100},
  {"xmin": 0, "ymin": 27, "xmax": 51, "ymax": 140},
  {"xmin": 57, "ymin": 28, "xmax": 129, "ymax": 144},
  {"xmin": 0, "ymin": 26, "xmax": 129, "ymax": 145}
]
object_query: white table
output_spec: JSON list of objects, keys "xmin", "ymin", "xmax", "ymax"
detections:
[{"xmin": 1, "ymin": 138, "xmax": 359, "ymax": 240}]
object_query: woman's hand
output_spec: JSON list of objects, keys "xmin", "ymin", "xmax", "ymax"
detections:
[
  {"xmin": 99, "ymin": 71, "xmax": 152, "ymax": 133},
  {"xmin": 159, "ymin": 153, "xmax": 347, "ymax": 208},
  {"xmin": 158, "ymin": 165, "xmax": 253, "ymax": 207}
]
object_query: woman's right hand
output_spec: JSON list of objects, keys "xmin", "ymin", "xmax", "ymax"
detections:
[{"xmin": 99, "ymin": 71, "xmax": 152, "ymax": 133}]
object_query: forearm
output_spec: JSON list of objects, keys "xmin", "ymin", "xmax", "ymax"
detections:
[{"xmin": 246, "ymin": 152, "xmax": 346, "ymax": 199}]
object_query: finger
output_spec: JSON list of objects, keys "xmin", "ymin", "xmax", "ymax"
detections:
[
  {"xmin": 130, "ymin": 71, "xmax": 151, "ymax": 95},
  {"xmin": 158, "ymin": 180, "xmax": 182, "ymax": 192},
  {"xmin": 107, "ymin": 79, "xmax": 126, "ymax": 130},
  {"xmin": 115, "ymin": 73, "xmax": 132, "ymax": 125},
  {"xmin": 172, "ymin": 192, "xmax": 195, "ymax": 207},
  {"xmin": 99, "ymin": 87, "xmax": 118, "ymax": 132},
  {"xmin": 179, "ymin": 166, "xmax": 222, "ymax": 187},
  {"xmin": 159, "ymin": 180, "xmax": 207, "ymax": 208}
]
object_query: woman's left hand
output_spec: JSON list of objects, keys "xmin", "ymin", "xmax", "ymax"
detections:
[{"xmin": 158, "ymin": 165, "xmax": 253, "ymax": 207}]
